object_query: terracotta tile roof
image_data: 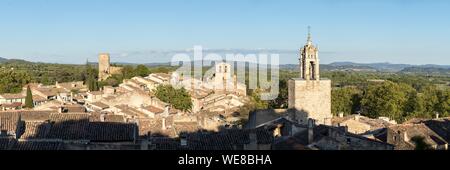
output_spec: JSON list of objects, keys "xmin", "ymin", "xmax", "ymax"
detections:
[
  {"xmin": 1, "ymin": 102, "xmax": 23, "ymax": 108},
  {"xmin": 154, "ymin": 73, "xmax": 171, "ymax": 80},
  {"xmin": 115, "ymin": 105, "xmax": 148, "ymax": 118},
  {"xmin": 173, "ymin": 122, "xmax": 200, "ymax": 134},
  {"xmin": 142, "ymin": 106, "xmax": 164, "ymax": 114},
  {"xmin": 272, "ymin": 137, "xmax": 309, "ymax": 150},
  {"xmin": 0, "ymin": 113, "xmax": 20, "ymax": 135},
  {"xmin": 20, "ymin": 121, "xmax": 52, "ymax": 139},
  {"xmin": 149, "ymin": 137, "xmax": 181, "ymax": 150},
  {"xmin": 0, "ymin": 138, "xmax": 16, "ymax": 150},
  {"xmin": 90, "ymin": 113, "xmax": 125, "ymax": 123},
  {"xmin": 139, "ymin": 118, "xmax": 176, "ymax": 137},
  {"xmin": 18, "ymin": 111, "xmax": 52, "ymax": 121},
  {"xmin": 389, "ymin": 123, "xmax": 447, "ymax": 147},
  {"xmin": 57, "ymin": 81, "xmax": 86, "ymax": 91},
  {"xmin": 88, "ymin": 122, "xmax": 136, "ymax": 142},
  {"xmin": 0, "ymin": 93, "xmax": 25, "ymax": 99},
  {"xmin": 32, "ymin": 95, "xmax": 47, "ymax": 102},
  {"xmin": 90, "ymin": 102, "xmax": 110, "ymax": 109},
  {"xmin": 44, "ymin": 120, "xmax": 136, "ymax": 141},
  {"xmin": 0, "ymin": 111, "xmax": 53, "ymax": 121},
  {"xmin": 63, "ymin": 104, "xmax": 86, "ymax": 113},
  {"xmin": 104, "ymin": 115, "xmax": 126, "ymax": 123},
  {"xmin": 332, "ymin": 115, "xmax": 393, "ymax": 131},
  {"xmin": 182, "ymin": 127, "xmax": 274, "ymax": 150},
  {"xmin": 50, "ymin": 113, "xmax": 90, "ymax": 123},
  {"xmin": 407, "ymin": 118, "xmax": 450, "ymax": 143},
  {"xmin": 12, "ymin": 141, "xmax": 63, "ymax": 150},
  {"xmin": 33, "ymin": 87, "xmax": 66, "ymax": 97}
]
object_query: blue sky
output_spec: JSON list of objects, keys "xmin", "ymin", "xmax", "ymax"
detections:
[{"xmin": 0, "ymin": 0, "xmax": 449, "ymax": 65}]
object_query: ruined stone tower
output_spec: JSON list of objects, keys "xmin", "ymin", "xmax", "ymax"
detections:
[
  {"xmin": 98, "ymin": 53, "xmax": 123, "ymax": 81},
  {"xmin": 98, "ymin": 53, "xmax": 111, "ymax": 81},
  {"xmin": 288, "ymin": 28, "xmax": 332, "ymax": 125}
]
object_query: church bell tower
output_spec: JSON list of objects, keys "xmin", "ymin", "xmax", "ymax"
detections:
[
  {"xmin": 299, "ymin": 27, "xmax": 320, "ymax": 81},
  {"xmin": 288, "ymin": 27, "xmax": 332, "ymax": 126}
]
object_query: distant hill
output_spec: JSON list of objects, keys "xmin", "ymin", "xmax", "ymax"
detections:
[
  {"xmin": 329, "ymin": 62, "xmax": 450, "ymax": 72},
  {"xmin": 0, "ymin": 57, "xmax": 9, "ymax": 62},
  {"xmin": 400, "ymin": 67, "xmax": 450, "ymax": 75},
  {"xmin": 1, "ymin": 57, "xmax": 449, "ymax": 74}
]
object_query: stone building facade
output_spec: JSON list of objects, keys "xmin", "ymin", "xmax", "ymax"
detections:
[{"xmin": 288, "ymin": 29, "xmax": 332, "ymax": 125}]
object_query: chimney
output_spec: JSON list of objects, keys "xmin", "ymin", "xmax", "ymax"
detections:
[
  {"xmin": 162, "ymin": 118, "xmax": 167, "ymax": 131},
  {"xmin": 338, "ymin": 112, "xmax": 344, "ymax": 118},
  {"xmin": 435, "ymin": 113, "xmax": 440, "ymax": 119},
  {"xmin": 308, "ymin": 119, "xmax": 315, "ymax": 144}
]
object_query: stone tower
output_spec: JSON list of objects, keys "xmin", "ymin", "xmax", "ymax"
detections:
[
  {"xmin": 98, "ymin": 53, "xmax": 111, "ymax": 81},
  {"xmin": 288, "ymin": 28, "xmax": 332, "ymax": 125},
  {"xmin": 214, "ymin": 62, "xmax": 232, "ymax": 94}
]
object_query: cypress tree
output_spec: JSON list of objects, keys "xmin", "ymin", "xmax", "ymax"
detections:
[{"xmin": 25, "ymin": 85, "xmax": 34, "ymax": 108}]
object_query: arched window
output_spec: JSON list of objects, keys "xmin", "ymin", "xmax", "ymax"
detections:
[{"xmin": 310, "ymin": 61, "xmax": 315, "ymax": 80}]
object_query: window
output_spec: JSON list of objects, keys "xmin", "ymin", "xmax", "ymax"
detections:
[{"xmin": 310, "ymin": 61, "xmax": 315, "ymax": 79}]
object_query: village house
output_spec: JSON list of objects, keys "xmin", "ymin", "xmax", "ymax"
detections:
[
  {"xmin": 132, "ymin": 76, "xmax": 159, "ymax": 92},
  {"xmin": 0, "ymin": 93, "xmax": 25, "ymax": 105},
  {"xmin": 102, "ymin": 86, "xmax": 116, "ymax": 95},
  {"xmin": 0, "ymin": 113, "xmax": 22, "ymax": 139},
  {"xmin": 139, "ymin": 105, "xmax": 165, "ymax": 118},
  {"xmin": 87, "ymin": 102, "xmax": 110, "ymax": 112},
  {"xmin": 381, "ymin": 123, "xmax": 448, "ymax": 150},
  {"xmin": 332, "ymin": 114, "xmax": 395, "ymax": 135},
  {"xmin": 146, "ymin": 73, "xmax": 171, "ymax": 85},
  {"xmin": 86, "ymin": 91, "xmax": 104, "ymax": 102}
]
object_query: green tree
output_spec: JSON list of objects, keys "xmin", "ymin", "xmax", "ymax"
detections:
[
  {"xmin": 135, "ymin": 65, "xmax": 150, "ymax": 77},
  {"xmin": 361, "ymin": 81, "xmax": 409, "ymax": 122},
  {"xmin": 0, "ymin": 70, "xmax": 31, "ymax": 93},
  {"xmin": 332, "ymin": 87, "xmax": 362, "ymax": 116},
  {"xmin": 249, "ymin": 89, "xmax": 269, "ymax": 110},
  {"xmin": 24, "ymin": 85, "xmax": 34, "ymax": 109},
  {"xmin": 269, "ymin": 79, "xmax": 288, "ymax": 108},
  {"xmin": 122, "ymin": 65, "xmax": 136, "ymax": 79},
  {"xmin": 421, "ymin": 85, "xmax": 449, "ymax": 117},
  {"xmin": 85, "ymin": 60, "xmax": 99, "ymax": 91},
  {"xmin": 154, "ymin": 85, "xmax": 192, "ymax": 112}
]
